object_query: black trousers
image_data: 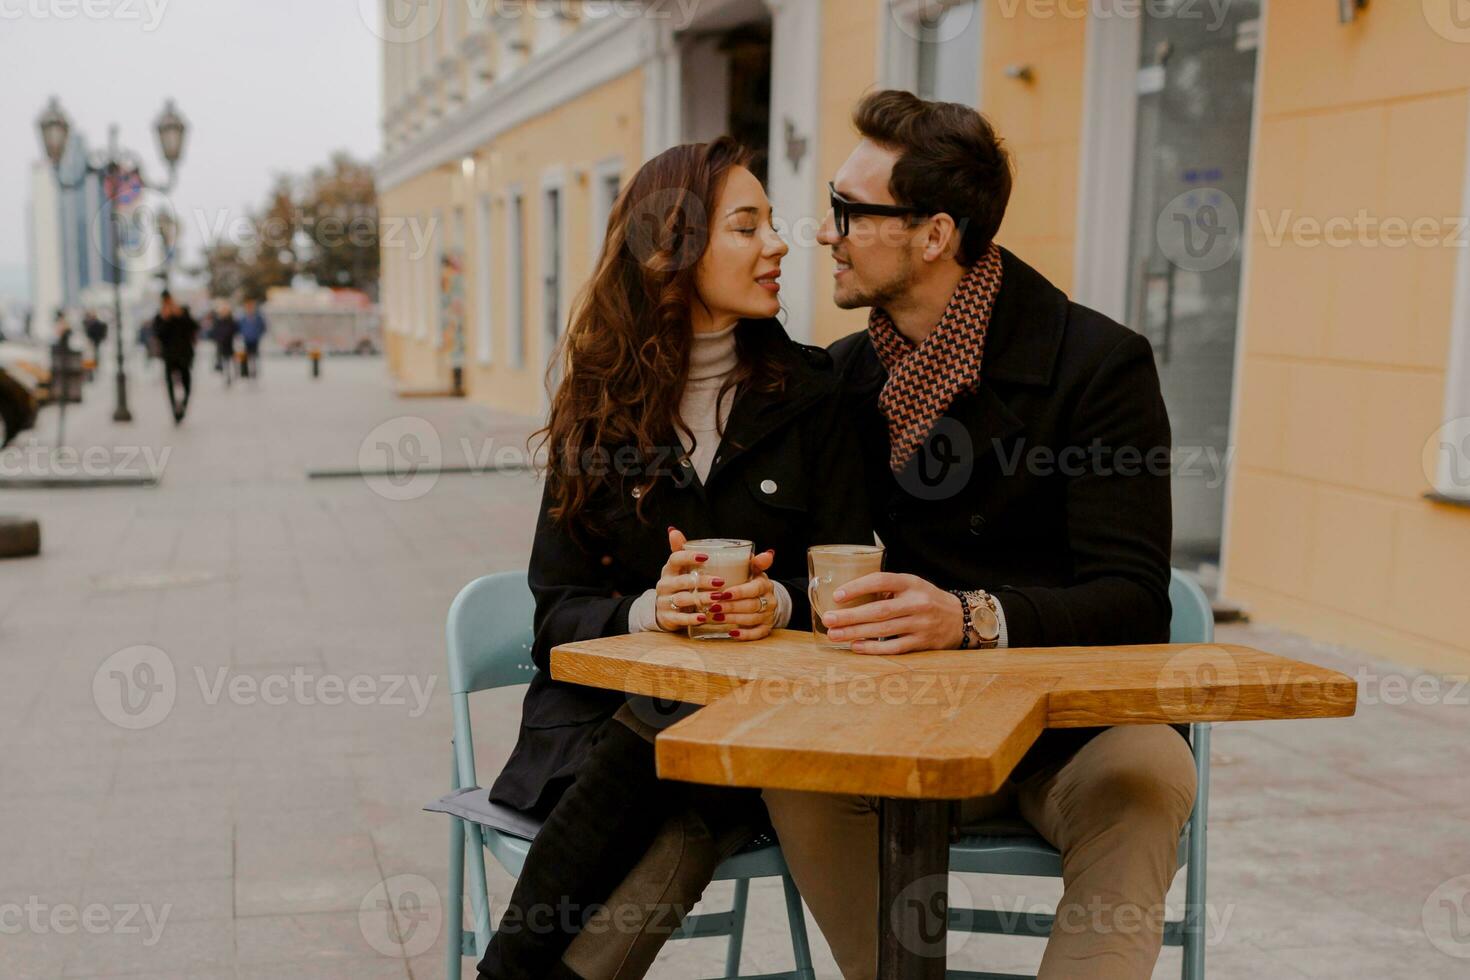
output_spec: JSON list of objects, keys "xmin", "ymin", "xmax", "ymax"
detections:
[
  {"xmin": 164, "ymin": 360, "xmax": 192, "ymax": 419},
  {"xmin": 476, "ymin": 715, "xmax": 763, "ymax": 980}
]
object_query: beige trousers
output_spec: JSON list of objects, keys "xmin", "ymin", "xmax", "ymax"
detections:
[
  {"xmin": 763, "ymin": 725, "xmax": 1197, "ymax": 980},
  {"xmin": 561, "ymin": 705, "xmax": 761, "ymax": 980}
]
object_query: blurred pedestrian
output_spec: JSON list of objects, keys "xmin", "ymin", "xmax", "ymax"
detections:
[
  {"xmin": 52, "ymin": 308, "xmax": 73, "ymax": 348},
  {"xmin": 237, "ymin": 298, "xmax": 267, "ymax": 379},
  {"xmin": 82, "ymin": 309, "xmax": 107, "ymax": 379},
  {"xmin": 210, "ymin": 299, "xmax": 238, "ymax": 385},
  {"xmin": 149, "ymin": 291, "xmax": 199, "ymax": 423}
]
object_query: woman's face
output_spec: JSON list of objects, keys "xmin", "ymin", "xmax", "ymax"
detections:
[{"xmin": 693, "ymin": 166, "xmax": 789, "ymax": 329}]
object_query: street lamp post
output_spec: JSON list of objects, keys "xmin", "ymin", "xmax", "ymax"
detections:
[{"xmin": 35, "ymin": 96, "xmax": 188, "ymax": 423}]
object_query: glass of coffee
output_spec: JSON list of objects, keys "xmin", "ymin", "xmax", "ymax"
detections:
[
  {"xmin": 808, "ymin": 544, "xmax": 886, "ymax": 649},
  {"xmin": 685, "ymin": 538, "xmax": 753, "ymax": 640}
]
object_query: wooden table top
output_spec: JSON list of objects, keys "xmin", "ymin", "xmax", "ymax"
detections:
[{"xmin": 551, "ymin": 630, "xmax": 1357, "ymax": 799}]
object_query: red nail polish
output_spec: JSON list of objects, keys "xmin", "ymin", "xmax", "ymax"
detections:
[
  {"xmin": 713, "ymin": 613, "xmax": 725, "ymax": 622},
  {"xmin": 711, "ymin": 578, "xmax": 724, "ymax": 588},
  {"xmin": 697, "ymin": 614, "xmax": 707, "ymax": 622},
  {"xmin": 719, "ymin": 592, "xmax": 734, "ymax": 601},
  {"xmin": 667, "ymin": 525, "xmax": 676, "ymax": 532},
  {"xmin": 695, "ymin": 554, "xmax": 709, "ymax": 563},
  {"xmin": 710, "ymin": 604, "xmax": 723, "ymax": 613},
  {"xmin": 729, "ymin": 629, "xmax": 741, "ymax": 637}
]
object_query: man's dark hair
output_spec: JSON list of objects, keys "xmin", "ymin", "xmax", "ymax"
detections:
[
  {"xmin": 852, "ymin": 89, "xmax": 1012, "ymax": 266},
  {"xmin": 159, "ymin": 290, "xmax": 173, "ymax": 303}
]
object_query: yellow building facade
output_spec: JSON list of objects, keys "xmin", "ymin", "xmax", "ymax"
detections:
[{"xmin": 378, "ymin": 0, "xmax": 1470, "ymax": 670}]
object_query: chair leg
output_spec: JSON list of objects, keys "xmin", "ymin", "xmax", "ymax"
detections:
[
  {"xmin": 724, "ymin": 878, "xmax": 750, "ymax": 978},
  {"xmin": 448, "ymin": 815, "xmax": 466, "ymax": 980},
  {"xmin": 465, "ymin": 821, "xmax": 494, "ymax": 957},
  {"xmin": 1183, "ymin": 723, "xmax": 1211, "ymax": 980},
  {"xmin": 780, "ymin": 872, "xmax": 816, "ymax": 980}
]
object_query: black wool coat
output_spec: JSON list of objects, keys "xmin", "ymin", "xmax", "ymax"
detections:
[
  {"xmin": 490, "ymin": 319, "xmax": 875, "ymax": 814},
  {"xmin": 830, "ymin": 247, "xmax": 1178, "ymax": 776}
]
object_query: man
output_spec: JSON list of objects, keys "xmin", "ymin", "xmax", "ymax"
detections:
[
  {"xmin": 82, "ymin": 309, "xmax": 107, "ymax": 379},
  {"xmin": 150, "ymin": 291, "xmax": 199, "ymax": 424},
  {"xmin": 237, "ymin": 298, "xmax": 267, "ymax": 378},
  {"xmin": 762, "ymin": 91, "xmax": 1196, "ymax": 980},
  {"xmin": 210, "ymin": 300, "xmax": 238, "ymax": 385}
]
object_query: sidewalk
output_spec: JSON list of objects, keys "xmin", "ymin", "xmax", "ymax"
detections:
[{"xmin": 0, "ymin": 356, "xmax": 1465, "ymax": 978}]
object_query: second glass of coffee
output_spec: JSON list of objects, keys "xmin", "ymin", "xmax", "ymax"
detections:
[{"xmin": 808, "ymin": 544, "xmax": 886, "ymax": 649}]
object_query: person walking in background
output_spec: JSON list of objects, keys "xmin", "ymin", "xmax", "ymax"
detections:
[
  {"xmin": 52, "ymin": 309, "xmax": 72, "ymax": 349},
  {"xmin": 82, "ymin": 309, "xmax": 107, "ymax": 381},
  {"xmin": 150, "ymin": 291, "xmax": 199, "ymax": 423},
  {"xmin": 210, "ymin": 299, "xmax": 238, "ymax": 385},
  {"xmin": 237, "ymin": 298, "xmax": 267, "ymax": 378}
]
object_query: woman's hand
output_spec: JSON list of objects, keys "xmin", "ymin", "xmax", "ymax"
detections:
[
  {"xmin": 713, "ymin": 548, "xmax": 778, "ymax": 640},
  {"xmin": 654, "ymin": 527, "xmax": 719, "ymax": 632},
  {"xmin": 655, "ymin": 530, "xmax": 779, "ymax": 639}
]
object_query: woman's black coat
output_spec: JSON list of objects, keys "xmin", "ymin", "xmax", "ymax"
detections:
[{"xmin": 489, "ymin": 319, "xmax": 875, "ymax": 814}]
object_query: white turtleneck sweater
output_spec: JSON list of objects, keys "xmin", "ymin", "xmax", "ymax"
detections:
[{"xmin": 627, "ymin": 324, "xmax": 793, "ymax": 632}]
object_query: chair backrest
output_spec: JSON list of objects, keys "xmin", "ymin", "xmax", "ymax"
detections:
[
  {"xmin": 1168, "ymin": 568, "xmax": 1214, "ymax": 644},
  {"xmin": 446, "ymin": 571, "xmax": 537, "ymax": 696}
]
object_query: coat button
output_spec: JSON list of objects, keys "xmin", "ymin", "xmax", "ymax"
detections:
[
  {"xmin": 760, "ymin": 479, "xmax": 778, "ymax": 495},
  {"xmin": 630, "ymin": 486, "xmax": 643, "ymax": 499},
  {"xmin": 969, "ymin": 514, "xmax": 986, "ymax": 535},
  {"xmin": 679, "ymin": 456, "xmax": 691, "ymax": 468}
]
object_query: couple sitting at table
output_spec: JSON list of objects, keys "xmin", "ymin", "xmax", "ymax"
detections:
[{"xmin": 477, "ymin": 90, "xmax": 1196, "ymax": 980}]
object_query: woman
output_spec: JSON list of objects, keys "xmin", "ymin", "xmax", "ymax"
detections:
[{"xmin": 478, "ymin": 138, "xmax": 873, "ymax": 980}]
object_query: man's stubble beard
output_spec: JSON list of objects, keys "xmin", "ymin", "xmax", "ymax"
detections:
[{"xmin": 833, "ymin": 250, "xmax": 914, "ymax": 313}]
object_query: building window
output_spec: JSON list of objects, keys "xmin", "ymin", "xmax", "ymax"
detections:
[
  {"xmin": 508, "ymin": 189, "xmax": 526, "ymax": 369},
  {"xmin": 1435, "ymin": 110, "xmax": 1470, "ymax": 501},
  {"xmin": 882, "ymin": 0, "xmax": 981, "ymax": 105},
  {"xmin": 591, "ymin": 158, "xmax": 623, "ymax": 264},
  {"xmin": 542, "ymin": 178, "xmax": 566, "ymax": 390},
  {"xmin": 476, "ymin": 193, "xmax": 494, "ymax": 366}
]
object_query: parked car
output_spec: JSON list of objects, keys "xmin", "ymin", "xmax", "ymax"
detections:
[{"xmin": 0, "ymin": 341, "xmax": 46, "ymax": 447}]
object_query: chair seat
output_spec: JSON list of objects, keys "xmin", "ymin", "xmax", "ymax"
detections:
[
  {"xmin": 428, "ymin": 787, "xmax": 794, "ymax": 881},
  {"xmin": 950, "ymin": 818, "xmax": 1191, "ymax": 878}
]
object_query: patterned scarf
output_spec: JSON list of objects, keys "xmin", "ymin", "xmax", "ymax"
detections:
[{"xmin": 868, "ymin": 242, "xmax": 1004, "ymax": 473}]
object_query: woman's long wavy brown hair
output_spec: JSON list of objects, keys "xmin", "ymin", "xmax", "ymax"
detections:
[{"xmin": 537, "ymin": 137, "xmax": 789, "ymax": 532}]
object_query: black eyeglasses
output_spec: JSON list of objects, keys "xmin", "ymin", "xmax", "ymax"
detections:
[{"xmin": 828, "ymin": 182, "xmax": 933, "ymax": 238}]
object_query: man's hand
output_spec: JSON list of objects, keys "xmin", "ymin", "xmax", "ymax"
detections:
[{"xmin": 822, "ymin": 572, "xmax": 965, "ymax": 655}]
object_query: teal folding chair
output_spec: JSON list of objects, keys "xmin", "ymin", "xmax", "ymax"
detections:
[
  {"xmin": 428, "ymin": 571, "xmax": 816, "ymax": 980},
  {"xmin": 944, "ymin": 569, "xmax": 1215, "ymax": 980}
]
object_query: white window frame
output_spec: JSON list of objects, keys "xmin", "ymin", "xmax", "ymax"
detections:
[
  {"xmin": 475, "ymin": 192, "xmax": 494, "ymax": 366},
  {"xmin": 877, "ymin": 0, "xmax": 982, "ymax": 104},
  {"xmin": 506, "ymin": 186, "xmax": 526, "ymax": 369},
  {"xmin": 1434, "ymin": 97, "xmax": 1470, "ymax": 501},
  {"xmin": 590, "ymin": 156, "xmax": 623, "ymax": 267}
]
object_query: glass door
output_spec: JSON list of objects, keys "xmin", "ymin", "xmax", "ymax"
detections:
[{"xmin": 1124, "ymin": 0, "xmax": 1261, "ymax": 591}]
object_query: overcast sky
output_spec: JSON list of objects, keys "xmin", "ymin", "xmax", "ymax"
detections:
[{"xmin": 1, "ymin": 0, "xmax": 381, "ymax": 298}]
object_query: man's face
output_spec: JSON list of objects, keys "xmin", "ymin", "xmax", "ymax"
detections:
[{"xmin": 818, "ymin": 139, "xmax": 922, "ymax": 311}]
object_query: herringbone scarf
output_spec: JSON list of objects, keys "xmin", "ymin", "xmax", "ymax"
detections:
[{"xmin": 869, "ymin": 242, "xmax": 1003, "ymax": 473}]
